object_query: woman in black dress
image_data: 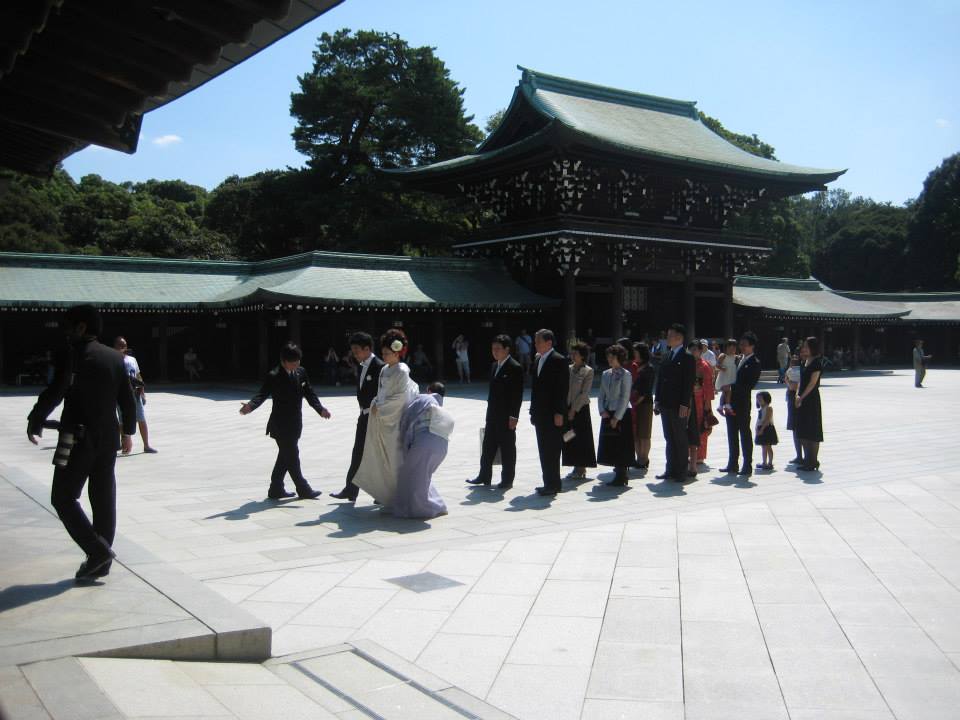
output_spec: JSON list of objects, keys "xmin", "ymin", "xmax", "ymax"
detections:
[
  {"xmin": 795, "ymin": 336, "xmax": 825, "ymax": 471},
  {"xmin": 562, "ymin": 342, "xmax": 597, "ymax": 479},
  {"xmin": 631, "ymin": 343, "xmax": 656, "ymax": 469}
]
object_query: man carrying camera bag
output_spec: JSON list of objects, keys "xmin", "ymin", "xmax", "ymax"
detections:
[{"xmin": 27, "ymin": 305, "xmax": 137, "ymax": 584}]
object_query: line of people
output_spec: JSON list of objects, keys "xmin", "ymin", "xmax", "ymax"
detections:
[{"xmin": 25, "ymin": 304, "xmax": 826, "ymax": 586}]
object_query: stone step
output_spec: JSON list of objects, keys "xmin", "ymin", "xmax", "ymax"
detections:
[
  {"xmin": 6, "ymin": 641, "xmax": 515, "ymax": 720},
  {"xmin": 267, "ymin": 640, "xmax": 516, "ymax": 720}
]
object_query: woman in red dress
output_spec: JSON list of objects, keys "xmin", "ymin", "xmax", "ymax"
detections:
[{"xmin": 691, "ymin": 342, "xmax": 716, "ymax": 465}]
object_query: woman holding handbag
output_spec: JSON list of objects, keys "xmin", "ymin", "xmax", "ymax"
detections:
[
  {"xmin": 562, "ymin": 342, "xmax": 597, "ymax": 480},
  {"xmin": 597, "ymin": 344, "xmax": 635, "ymax": 486}
]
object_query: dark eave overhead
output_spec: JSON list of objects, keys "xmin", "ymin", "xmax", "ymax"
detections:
[
  {"xmin": 0, "ymin": 0, "xmax": 343, "ymax": 177},
  {"xmin": 386, "ymin": 66, "xmax": 846, "ymax": 191}
]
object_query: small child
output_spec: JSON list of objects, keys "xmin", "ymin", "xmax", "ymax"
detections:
[
  {"xmin": 715, "ymin": 339, "xmax": 739, "ymax": 416},
  {"xmin": 755, "ymin": 390, "xmax": 779, "ymax": 471}
]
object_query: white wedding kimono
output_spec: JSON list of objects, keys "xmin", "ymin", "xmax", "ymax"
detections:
[{"xmin": 352, "ymin": 362, "xmax": 420, "ymax": 506}]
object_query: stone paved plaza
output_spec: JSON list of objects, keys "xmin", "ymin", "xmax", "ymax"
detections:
[{"xmin": 2, "ymin": 369, "xmax": 960, "ymax": 719}]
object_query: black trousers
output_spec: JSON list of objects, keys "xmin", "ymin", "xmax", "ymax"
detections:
[
  {"xmin": 726, "ymin": 409, "xmax": 753, "ymax": 468},
  {"xmin": 51, "ymin": 437, "xmax": 117, "ymax": 557},
  {"xmin": 270, "ymin": 435, "xmax": 308, "ymax": 491},
  {"xmin": 660, "ymin": 408, "xmax": 688, "ymax": 478},
  {"xmin": 477, "ymin": 419, "xmax": 517, "ymax": 484},
  {"xmin": 344, "ymin": 412, "xmax": 369, "ymax": 489},
  {"xmin": 534, "ymin": 421, "xmax": 563, "ymax": 491}
]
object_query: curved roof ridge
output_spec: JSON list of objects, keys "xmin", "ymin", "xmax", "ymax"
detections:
[{"xmin": 518, "ymin": 65, "xmax": 699, "ymax": 119}]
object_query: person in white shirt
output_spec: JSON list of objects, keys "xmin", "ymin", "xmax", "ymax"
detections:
[
  {"xmin": 699, "ymin": 339, "xmax": 717, "ymax": 368},
  {"xmin": 776, "ymin": 338, "xmax": 791, "ymax": 383},
  {"xmin": 113, "ymin": 336, "xmax": 157, "ymax": 454}
]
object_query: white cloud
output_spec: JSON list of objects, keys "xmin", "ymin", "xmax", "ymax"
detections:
[
  {"xmin": 152, "ymin": 134, "xmax": 183, "ymax": 146},
  {"xmin": 935, "ymin": 118, "xmax": 950, "ymax": 128}
]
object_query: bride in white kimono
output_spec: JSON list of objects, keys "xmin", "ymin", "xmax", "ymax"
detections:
[{"xmin": 352, "ymin": 330, "xmax": 420, "ymax": 506}]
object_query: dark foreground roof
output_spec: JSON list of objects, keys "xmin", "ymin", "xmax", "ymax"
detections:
[
  {"xmin": 0, "ymin": 251, "xmax": 558, "ymax": 312},
  {"xmin": 0, "ymin": 0, "xmax": 343, "ymax": 176},
  {"xmin": 734, "ymin": 276, "xmax": 932, "ymax": 323},
  {"xmin": 387, "ymin": 67, "xmax": 845, "ymax": 191}
]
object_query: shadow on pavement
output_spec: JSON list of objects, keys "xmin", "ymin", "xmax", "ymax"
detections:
[
  {"xmin": 205, "ymin": 498, "xmax": 304, "ymax": 520},
  {"xmin": 586, "ymin": 483, "xmax": 633, "ymax": 501},
  {"xmin": 709, "ymin": 473, "xmax": 758, "ymax": 489},
  {"xmin": 645, "ymin": 480, "xmax": 688, "ymax": 497},
  {"xmin": 296, "ymin": 504, "xmax": 431, "ymax": 536},
  {"xmin": 0, "ymin": 579, "xmax": 76, "ymax": 613}
]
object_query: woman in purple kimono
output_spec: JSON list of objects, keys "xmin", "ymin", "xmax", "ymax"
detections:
[{"xmin": 392, "ymin": 382, "xmax": 452, "ymax": 519}]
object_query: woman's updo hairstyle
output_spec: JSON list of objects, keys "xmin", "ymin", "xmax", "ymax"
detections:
[{"xmin": 380, "ymin": 329, "xmax": 409, "ymax": 359}]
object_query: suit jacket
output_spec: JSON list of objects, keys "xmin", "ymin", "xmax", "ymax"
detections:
[
  {"xmin": 357, "ymin": 355, "xmax": 385, "ymax": 410},
  {"xmin": 485, "ymin": 356, "xmax": 523, "ymax": 424},
  {"xmin": 28, "ymin": 337, "xmax": 137, "ymax": 450},
  {"xmin": 248, "ymin": 365, "xmax": 326, "ymax": 440},
  {"xmin": 529, "ymin": 350, "xmax": 569, "ymax": 425},
  {"xmin": 729, "ymin": 354, "xmax": 761, "ymax": 411},
  {"xmin": 654, "ymin": 346, "xmax": 695, "ymax": 410}
]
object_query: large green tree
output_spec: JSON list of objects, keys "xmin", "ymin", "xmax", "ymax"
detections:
[
  {"xmin": 290, "ymin": 29, "xmax": 482, "ymax": 189},
  {"xmin": 905, "ymin": 152, "xmax": 960, "ymax": 289},
  {"xmin": 810, "ymin": 200, "xmax": 911, "ymax": 290}
]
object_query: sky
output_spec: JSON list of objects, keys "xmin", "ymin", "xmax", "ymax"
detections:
[{"xmin": 62, "ymin": 0, "xmax": 959, "ymax": 205}]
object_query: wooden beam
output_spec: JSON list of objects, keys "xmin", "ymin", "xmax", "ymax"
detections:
[
  {"xmin": 67, "ymin": 2, "xmax": 222, "ymax": 67},
  {"xmin": 0, "ymin": 92, "xmax": 141, "ymax": 152},
  {"xmin": 146, "ymin": 0, "xmax": 256, "ymax": 45}
]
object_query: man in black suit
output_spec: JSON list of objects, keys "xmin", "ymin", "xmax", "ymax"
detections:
[
  {"xmin": 654, "ymin": 323, "xmax": 695, "ymax": 481},
  {"xmin": 241, "ymin": 342, "xmax": 329, "ymax": 499},
  {"xmin": 529, "ymin": 329, "xmax": 569, "ymax": 496},
  {"xmin": 721, "ymin": 331, "xmax": 762, "ymax": 476},
  {"xmin": 27, "ymin": 304, "xmax": 137, "ymax": 583},
  {"xmin": 331, "ymin": 332, "xmax": 385, "ymax": 501},
  {"xmin": 467, "ymin": 334, "xmax": 524, "ymax": 490}
]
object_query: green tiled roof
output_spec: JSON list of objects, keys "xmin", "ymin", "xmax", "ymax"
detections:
[
  {"xmin": 387, "ymin": 67, "xmax": 845, "ymax": 187},
  {"xmin": 836, "ymin": 290, "xmax": 960, "ymax": 323},
  {"xmin": 733, "ymin": 276, "xmax": 910, "ymax": 321},
  {"xmin": 0, "ymin": 251, "xmax": 558, "ymax": 311}
]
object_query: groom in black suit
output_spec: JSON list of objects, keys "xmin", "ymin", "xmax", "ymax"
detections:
[
  {"xmin": 468, "ymin": 334, "xmax": 524, "ymax": 490},
  {"xmin": 241, "ymin": 342, "xmax": 330, "ymax": 499},
  {"xmin": 332, "ymin": 332, "xmax": 385, "ymax": 501},
  {"xmin": 529, "ymin": 329, "xmax": 569, "ymax": 496},
  {"xmin": 654, "ymin": 323, "xmax": 695, "ymax": 481},
  {"xmin": 721, "ymin": 331, "xmax": 762, "ymax": 476}
]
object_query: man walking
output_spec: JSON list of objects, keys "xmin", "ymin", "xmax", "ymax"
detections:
[
  {"xmin": 331, "ymin": 332, "xmax": 384, "ymax": 501},
  {"xmin": 913, "ymin": 339, "xmax": 932, "ymax": 388},
  {"xmin": 467, "ymin": 334, "xmax": 523, "ymax": 490},
  {"xmin": 776, "ymin": 337, "xmax": 791, "ymax": 383},
  {"xmin": 27, "ymin": 305, "xmax": 137, "ymax": 583},
  {"xmin": 654, "ymin": 324, "xmax": 695, "ymax": 481},
  {"xmin": 529, "ymin": 329, "xmax": 569, "ymax": 496},
  {"xmin": 721, "ymin": 331, "xmax": 762, "ymax": 476},
  {"xmin": 240, "ymin": 342, "xmax": 328, "ymax": 500}
]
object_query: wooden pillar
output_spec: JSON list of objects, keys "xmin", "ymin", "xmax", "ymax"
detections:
[
  {"xmin": 611, "ymin": 270, "xmax": 624, "ymax": 340},
  {"xmin": 432, "ymin": 314, "xmax": 444, "ymax": 380},
  {"xmin": 258, "ymin": 312, "xmax": 269, "ymax": 377},
  {"xmin": 289, "ymin": 309, "xmax": 302, "ymax": 347},
  {"xmin": 852, "ymin": 325, "xmax": 861, "ymax": 370},
  {"xmin": 684, "ymin": 274, "xmax": 696, "ymax": 340},
  {"xmin": 945, "ymin": 326, "xmax": 955, "ymax": 366},
  {"xmin": 723, "ymin": 278, "xmax": 735, "ymax": 339},
  {"xmin": 563, "ymin": 269, "xmax": 576, "ymax": 346},
  {"xmin": 157, "ymin": 316, "xmax": 169, "ymax": 381}
]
